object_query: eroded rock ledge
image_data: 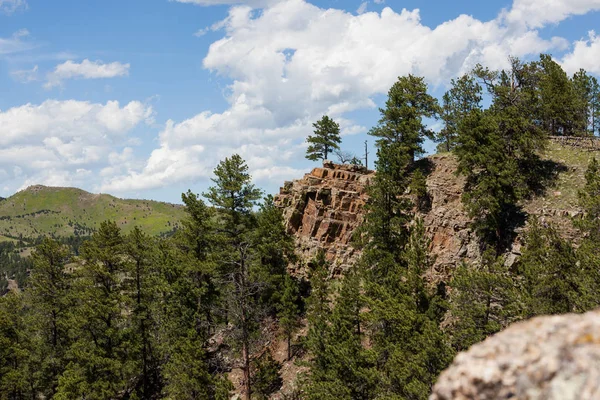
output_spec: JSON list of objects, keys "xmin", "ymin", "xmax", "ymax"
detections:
[
  {"xmin": 274, "ymin": 156, "xmax": 481, "ymax": 278},
  {"xmin": 274, "ymin": 161, "xmax": 373, "ymax": 275},
  {"xmin": 431, "ymin": 309, "xmax": 600, "ymax": 400}
]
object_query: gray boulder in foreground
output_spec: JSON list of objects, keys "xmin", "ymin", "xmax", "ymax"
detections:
[{"xmin": 431, "ymin": 309, "xmax": 600, "ymax": 400}]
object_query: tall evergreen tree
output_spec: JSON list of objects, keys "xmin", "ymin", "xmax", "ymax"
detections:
[
  {"xmin": 457, "ymin": 59, "xmax": 546, "ymax": 251},
  {"xmin": 26, "ymin": 238, "xmax": 72, "ymax": 397},
  {"xmin": 537, "ymin": 54, "xmax": 576, "ymax": 136},
  {"xmin": 437, "ymin": 74, "xmax": 482, "ymax": 152},
  {"xmin": 124, "ymin": 227, "xmax": 162, "ymax": 398},
  {"xmin": 55, "ymin": 221, "xmax": 134, "ymax": 400},
  {"xmin": 0, "ymin": 291, "xmax": 31, "ymax": 400},
  {"xmin": 364, "ymin": 219, "xmax": 454, "ymax": 399},
  {"xmin": 518, "ymin": 219, "xmax": 594, "ymax": 316},
  {"xmin": 449, "ymin": 251, "xmax": 519, "ymax": 351},
  {"xmin": 369, "ymin": 75, "xmax": 439, "ymax": 164},
  {"xmin": 572, "ymin": 69, "xmax": 596, "ymax": 135},
  {"xmin": 205, "ymin": 154, "xmax": 263, "ymax": 400},
  {"xmin": 577, "ymin": 157, "xmax": 600, "ymax": 239},
  {"xmin": 278, "ymin": 275, "xmax": 301, "ymax": 361},
  {"xmin": 252, "ymin": 195, "xmax": 296, "ymax": 314},
  {"xmin": 305, "ymin": 264, "xmax": 377, "ymax": 400},
  {"xmin": 305, "ymin": 116, "xmax": 342, "ymax": 162},
  {"xmin": 159, "ymin": 190, "xmax": 224, "ymax": 399}
]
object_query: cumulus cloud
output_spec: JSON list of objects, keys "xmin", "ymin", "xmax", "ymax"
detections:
[
  {"xmin": 561, "ymin": 31, "xmax": 600, "ymax": 75},
  {"xmin": 506, "ymin": 0, "xmax": 600, "ymax": 28},
  {"xmin": 0, "ymin": 100, "xmax": 153, "ymax": 191},
  {"xmin": 0, "ymin": 0, "xmax": 27, "ymax": 14},
  {"xmin": 45, "ymin": 59, "xmax": 130, "ymax": 89},
  {"xmin": 103, "ymin": 0, "xmax": 576, "ymax": 194}
]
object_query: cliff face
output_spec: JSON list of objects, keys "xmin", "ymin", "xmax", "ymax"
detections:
[
  {"xmin": 275, "ymin": 139, "xmax": 592, "ymax": 280},
  {"xmin": 274, "ymin": 155, "xmax": 480, "ymax": 279},
  {"xmin": 274, "ymin": 161, "xmax": 373, "ymax": 276}
]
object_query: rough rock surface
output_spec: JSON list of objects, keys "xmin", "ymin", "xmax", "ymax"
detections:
[
  {"xmin": 274, "ymin": 156, "xmax": 481, "ymax": 279},
  {"xmin": 275, "ymin": 146, "xmax": 585, "ymax": 280},
  {"xmin": 274, "ymin": 161, "xmax": 373, "ymax": 275},
  {"xmin": 431, "ymin": 309, "xmax": 600, "ymax": 400}
]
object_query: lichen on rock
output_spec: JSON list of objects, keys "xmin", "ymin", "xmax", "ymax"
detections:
[{"xmin": 431, "ymin": 309, "xmax": 600, "ymax": 400}]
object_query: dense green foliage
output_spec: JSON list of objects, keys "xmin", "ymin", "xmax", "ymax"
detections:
[{"xmin": 0, "ymin": 155, "xmax": 296, "ymax": 400}]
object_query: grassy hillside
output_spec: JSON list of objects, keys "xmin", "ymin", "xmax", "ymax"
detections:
[{"xmin": 0, "ymin": 185, "xmax": 186, "ymax": 241}]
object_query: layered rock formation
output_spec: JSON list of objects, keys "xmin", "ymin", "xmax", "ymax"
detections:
[
  {"xmin": 274, "ymin": 156, "xmax": 483, "ymax": 279},
  {"xmin": 274, "ymin": 161, "xmax": 373, "ymax": 275},
  {"xmin": 431, "ymin": 308, "xmax": 600, "ymax": 400}
]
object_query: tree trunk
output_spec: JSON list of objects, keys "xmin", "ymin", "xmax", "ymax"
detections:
[{"xmin": 243, "ymin": 340, "xmax": 251, "ymax": 400}]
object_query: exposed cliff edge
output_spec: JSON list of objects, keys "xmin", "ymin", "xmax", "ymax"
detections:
[
  {"xmin": 275, "ymin": 139, "xmax": 595, "ymax": 280},
  {"xmin": 274, "ymin": 155, "xmax": 481, "ymax": 279},
  {"xmin": 431, "ymin": 308, "xmax": 600, "ymax": 399},
  {"xmin": 274, "ymin": 161, "xmax": 374, "ymax": 275}
]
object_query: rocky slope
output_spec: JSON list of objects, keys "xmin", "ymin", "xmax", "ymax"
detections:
[{"xmin": 275, "ymin": 139, "xmax": 599, "ymax": 280}]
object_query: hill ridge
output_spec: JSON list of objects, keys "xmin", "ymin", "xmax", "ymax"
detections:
[{"xmin": 0, "ymin": 185, "xmax": 185, "ymax": 241}]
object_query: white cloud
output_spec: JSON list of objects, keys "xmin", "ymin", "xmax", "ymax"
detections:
[
  {"xmin": 10, "ymin": 65, "xmax": 38, "ymax": 83},
  {"xmin": 506, "ymin": 0, "xmax": 600, "ymax": 28},
  {"xmin": 561, "ymin": 31, "xmax": 600, "ymax": 75},
  {"xmin": 45, "ymin": 59, "xmax": 130, "ymax": 89},
  {"xmin": 0, "ymin": 0, "xmax": 27, "ymax": 14},
  {"xmin": 0, "ymin": 29, "xmax": 33, "ymax": 55},
  {"xmin": 0, "ymin": 100, "xmax": 153, "ymax": 191},
  {"xmin": 104, "ymin": 0, "xmax": 575, "ymax": 193}
]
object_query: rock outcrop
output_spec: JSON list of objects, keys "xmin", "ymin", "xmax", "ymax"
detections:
[
  {"xmin": 275, "ymin": 156, "xmax": 481, "ymax": 280},
  {"xmin": 274, "ymin": 161, "xmax": 373, "ymax": 275},
  {"xmin": 275, "ymin": 142, "xmax": 589, "ymax": 280},
  {"xmin": 431, "ymin": 309, "xmax": 600, "ymax": 400}
]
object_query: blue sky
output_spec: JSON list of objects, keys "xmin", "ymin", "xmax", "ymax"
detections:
[{"xmin": 0, "ymin": 0, "xmax": 599, "ymax": 203}]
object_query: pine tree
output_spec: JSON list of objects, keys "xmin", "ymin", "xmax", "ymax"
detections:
[
  {"xmin": 437, "ymin": 75, "xmax": 482, "ymax": 152},
  {"xmin": 26, "ymin": 238, "xmax": 72, "ymax": 397},
  {"xmin": 592, "ymin": 77, "xmax": 600, "ymax": 136},
  {"xmin": 205, "ymin": 154, "xmax": 263, "ymax": 400},
  {"xmin": 369, "ymin": 75, "xmax": 439, "ymax": 164},
  {"xmin": 572, "ymin": 69, "xmax": 595, "ymax": 135},
  {"xmin": 305, "ymin": 115, "xmax": 341, "ymax": 162},
  {"xmin": 251, "ymin": 352, "xmax": 283, "ymax": 399},
  {"xmin": 0, "ymin": 291, "xmax": 32, "ymax": 400},
  {"xmin": 457, "ymin": 58, "xmax": 546, "ymax": 252},
  {"xmin": 571, "ymin": 158, "xmax": 600, "ymax": 314},
  {"xmin": 537, "ymin": 54, "xmax": 577, "ymax": 135},
  {"xmin": 364, "ymin": 219, "xmax": 453, "ymax": 399},
  {"xmin": 124, "ymin": 227, "xmax": 162, "ymax": 398},
  {"xmin": 253, "ymin": 195, "xmax": 296, "ymax": 314},
  {"xmin": 577, "ymin": 157, "xmax": 600, "ymax": 240},
  {"xmin": 518, "ymin": 219, "xmax": 595, "ymax": 316},
  {"xmin": 278, "ymin": 275, "xmax": 301, "ymax": 361},
  {"xmin": 159, "ymin": 191, "xmax": 225, "ymax": 399},
  {"xmin": 55, "ymin": 221, "xmax": 134, "ymax": 399},
  {"xmin": 303, "ymin": 250, "xmax": 338, "ymax": 398},
  {"xmin": 449, "ymin": 250, "xmax": 519, "ymax": 351}
]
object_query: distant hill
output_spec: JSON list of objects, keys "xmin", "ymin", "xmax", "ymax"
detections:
[{"xmin": 0, "ymin": 185, "xmax": 186, "ymax": 241}]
